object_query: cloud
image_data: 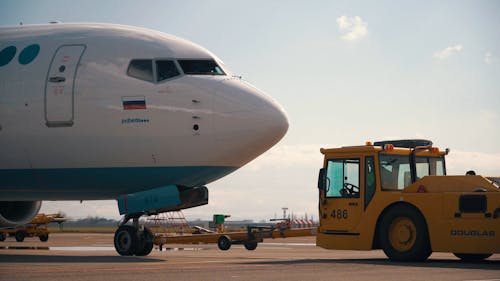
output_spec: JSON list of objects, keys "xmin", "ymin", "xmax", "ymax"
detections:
[
  {"xmin": 245, "ymin": 144, "xmax": 325, "ymax": 171},
  {"xmin": 336, "ymin": 16, "xmax": 368, "ymax": 41},
  {"xmin": 433, "ymin": 44, "xmax": 463, "ymax": 59},
  {"xmin": 446, "ymin": 150, "xmax": 500, "ymax": 176},
  {"xmin": 484, "ymin": 52, "xmax": 495, "ymax": 64}
]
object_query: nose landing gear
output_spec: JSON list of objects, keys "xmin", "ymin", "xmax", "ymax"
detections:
[{"xmin": 114, "ymin": 215, "xmax": 154, "ymax": 256}]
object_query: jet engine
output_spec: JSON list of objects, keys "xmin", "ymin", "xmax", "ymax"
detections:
[{"xmin": 0, "ymin": 201, "xmax": 42, "ymax": 227}]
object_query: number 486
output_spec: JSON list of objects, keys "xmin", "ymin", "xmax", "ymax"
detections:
[{"xmin": 330, "ymin": 209, "xmax": 348, "ymax": 219}]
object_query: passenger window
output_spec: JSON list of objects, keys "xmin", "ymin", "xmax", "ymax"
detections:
[
  {"xmin": 156, "ymin": 60, "xmax": 180, "ymax": 82},
  {"xmin": 0, "ymin": 46, "xmax": 17, "ymax": 67},
  {"xmin": 127, "ymin": 59, "xmax": 153, "ymax": 82},
  {"xmin": 365, "ymin": 156, "xmax": 376, "ymax": 208},
  {"xmin": 326, "ymin": 159, "xmax": 360, "ymax": 198}
]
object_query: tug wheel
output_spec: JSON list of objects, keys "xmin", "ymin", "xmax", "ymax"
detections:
[
  {"xmin": 217, "ymin": 235, "xmax": 232, "ymax": 251},
  {"xmin": 379, "ymin": 205, "xmax": 431, "ymax": 261},
  {"xmin": 244, "ymin": 241, "xmax": 258, "ymax": 251},
  {"xmin": 15, "ymin": 230, "xmax": 26, "ymax": 242},
  {"xmin": 39, "ymin": 233, "xmax": 49, "ymax": 242},
  {"xmin": 388, "ymin": 217, "xmax": 416, "ymax": 253}
]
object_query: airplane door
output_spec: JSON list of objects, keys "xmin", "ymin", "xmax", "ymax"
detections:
[{"xmin": 45, "ymin": 45, "xmax": 86, "ymax": 127}]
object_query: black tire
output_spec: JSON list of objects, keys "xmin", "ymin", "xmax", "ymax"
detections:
[
  {"xmin": 454, "ymin": 253, "xmax": 492, "ymax": 261},
  {"xmin": 15, "ymin": 231, "xmax": 25, "ymax": 242},
  {"xmin": 379, "ymin": 204, "xmax": 431, "ymax": 261},
  {"xmin": 114, "ymin": 225, "xmax": 138, "ymax": 256},
  {"xmin": 217, "ymin": 235, "xmax": 232, "ymax": 251},
  {"xmin": 39, "ymin": 233, "xmax": 49, "ymax": 242},
  {"xmin": 0, "ymin": 233, "xmax": 6, "ymax": 242},
  {"xmin": 244, "ymin": 241, "xmax": 258, "ymax": 251},
  {"xmin": 135, "ymin": 227, "xmax": 154, "ymax": 256}
]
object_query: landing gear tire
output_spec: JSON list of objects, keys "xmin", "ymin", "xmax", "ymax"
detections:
[
  {"xmin": 0, "ymin": 233, "xmax": 6, "ymax": 241},
  {"xmin": 454, "ymin": 253, "xmax": 492, "ymax": 261},
  {"xmin": 379, "ymin": 205, "xmax": 431, "ymax": 262},
  {"xmin": 39, "ymin": 233, "xmax": 49, "ymax": 242},
  {"xmin": 15, "ymin": 231, "xmax": 26, "ymax": 242},
  {"xmin": 114, "ymin": 225, "xmax": 138, "ymax": 256},
  {"xmin": 244, "ymin": 241, "xmax": 258, "ymax": 251},
  {"xmin": 135, "ymin": 227, "xmax": 154, "ymax": 256},
  {"xmin": 218, "ymin": 235, "xmax": 232, "ymax": 251}
]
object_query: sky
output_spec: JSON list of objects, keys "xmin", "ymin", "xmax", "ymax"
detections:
[{"xmin": 1, "ymin": 1, "xmax": 499, "ymax": 222}]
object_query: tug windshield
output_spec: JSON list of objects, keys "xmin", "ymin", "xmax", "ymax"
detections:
[{"xmin": 380, "ymin": 154, "xmax": 446, "ymax": 190}]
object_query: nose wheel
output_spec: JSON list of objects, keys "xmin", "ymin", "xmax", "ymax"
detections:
[
  {"xmin": 114, "ymin": 225, "xmax": 138, "ymax": 256},
  {"xmin": 114, "ymin": 217, "xmax": 154, "ymax": 256}
]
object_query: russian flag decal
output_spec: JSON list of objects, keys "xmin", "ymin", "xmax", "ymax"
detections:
[{"xmin": 122, "ymin": 96, "xmax": 146, "ymax": 110}]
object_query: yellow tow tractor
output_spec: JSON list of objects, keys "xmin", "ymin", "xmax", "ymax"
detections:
[
  {"xmin": 0, "ymin": 213, "xmax": 66, "ymax": 242},
  {"xmin": 316, "ymin": 139, "xmax": 499, "ymax": 261}
]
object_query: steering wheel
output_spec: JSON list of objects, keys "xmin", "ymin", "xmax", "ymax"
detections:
[{"xmin": 340, "ymin": 182, "xmax": 359, "ymax": 197}]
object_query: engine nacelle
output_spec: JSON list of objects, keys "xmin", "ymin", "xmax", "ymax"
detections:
[{"xmin": 0, "ymin": 201, "xmax": 42, "ymax": 227}]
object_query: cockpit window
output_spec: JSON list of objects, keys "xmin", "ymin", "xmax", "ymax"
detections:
[
  {"xmin": 178, "ymin": 60, "xmax": 225, "ymax": 75},
  {"xmin": 127, "ymin": 59, "xmax": 153, "ymax": 82},
  {"xmin": 156, "ymin": 60, "xmax": 180, "ymax": 82}
]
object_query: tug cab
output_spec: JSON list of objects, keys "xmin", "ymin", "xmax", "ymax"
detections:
[{"xmin": 317, "ymin": 140, "xmax": 500, "ymax": 261}]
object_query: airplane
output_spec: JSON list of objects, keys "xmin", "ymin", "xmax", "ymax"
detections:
[{"xmin": 0, "ymin": 23, "xmax": 288, "ymax": 255}]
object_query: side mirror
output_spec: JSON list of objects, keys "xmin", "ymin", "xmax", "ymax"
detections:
[{"xmin": 318, "ymin": 168, "xmax": 326, "ymax": 190}]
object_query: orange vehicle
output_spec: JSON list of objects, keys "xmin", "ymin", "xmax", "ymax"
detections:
[
  {"xmin": 316, "ymin": 140, "xmax": 499, "ymax": 261},
  {"xmin": 0, "ymin": 213, "xmax": 66, "ymax": 242}
]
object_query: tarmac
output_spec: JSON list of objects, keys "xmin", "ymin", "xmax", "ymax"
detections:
[{"xmin": 0, "ymin": 233, "xmax": 499, "ymax": 281}]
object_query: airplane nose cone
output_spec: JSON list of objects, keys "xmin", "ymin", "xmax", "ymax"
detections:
[
  {"xmin": 267, "ymin": 103, "xmax": 289, "ymax": 141},
  {"xmin": 249, "ymin": 97, "xmax": 289, "ymax": 145},
  {"xmin": 213, "ymin": 78, "xmax": 288, "ymax": 166}
]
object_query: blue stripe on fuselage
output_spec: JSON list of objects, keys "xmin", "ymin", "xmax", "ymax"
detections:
[{"xmin": 0, "ymin": 166, "xmax": 237, "ymax": 200}]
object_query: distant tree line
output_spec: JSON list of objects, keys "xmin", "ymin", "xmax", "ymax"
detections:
[{"xmin": 63, "ymin": 216, "xmax": 120, "ymax": 227}]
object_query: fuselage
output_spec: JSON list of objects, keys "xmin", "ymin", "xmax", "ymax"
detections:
[{"xmin": 0, "ymin": 23, "xmax": 288, "ymax": 200}]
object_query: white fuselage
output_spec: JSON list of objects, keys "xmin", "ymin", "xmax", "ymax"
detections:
[{"xmin": 0, "ymin": 23, "xmax": 288, "ymax": 200}]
